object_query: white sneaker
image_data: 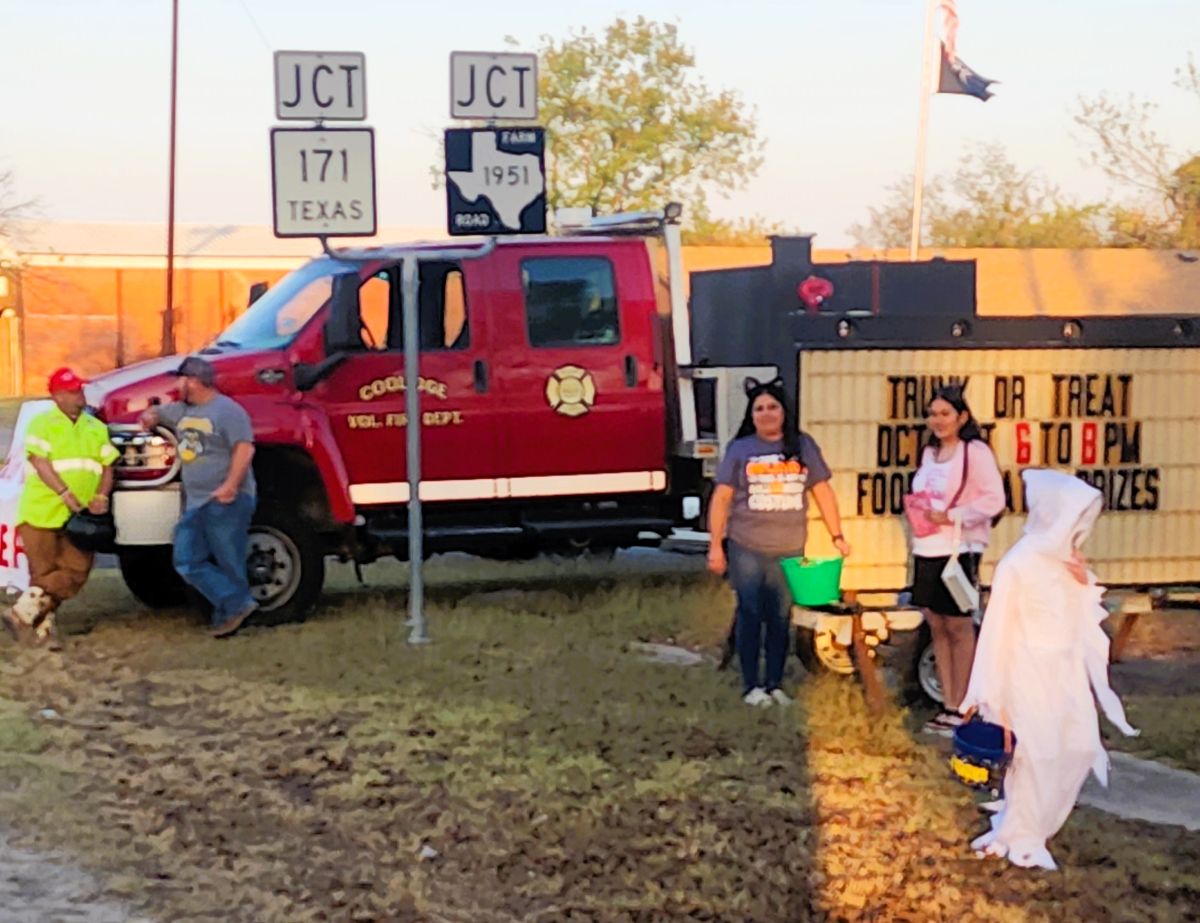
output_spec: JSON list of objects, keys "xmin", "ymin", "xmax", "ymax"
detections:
[
  {"xmin": 768, "ymin": 688, "xmax": 793, "ymax": 707},
  {"xmin": 743, "ymin": 687, "xmax": 773, "ymax": 708}
]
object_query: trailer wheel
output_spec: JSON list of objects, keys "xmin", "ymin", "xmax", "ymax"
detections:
[
  {"xmin": 794, "ymin": 625, "xmax": 856, "ymax": 676},
  {"xmin": 246, "ymin": 505, "xmax": 325, "ymax": 625},
  {"xmin": 117, "ymin": 546, "xmax": 188, "ymax": 608},
  {"xmin": 907, "ymin": 622, "xmax": 944, "ymax": 705}
]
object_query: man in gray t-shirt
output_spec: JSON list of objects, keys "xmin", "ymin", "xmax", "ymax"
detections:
[
  {"xmin": 140, "ymin": 356, "xmax": 258, "ymax": 637},
  {"xmin": 157, "ymin": 391, "xmax": 256, "ymax": 511}
]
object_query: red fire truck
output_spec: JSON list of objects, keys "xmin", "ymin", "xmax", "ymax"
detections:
[{"xmin": 93, "ymin": 208, "xmax": 723, "ymax": 619}]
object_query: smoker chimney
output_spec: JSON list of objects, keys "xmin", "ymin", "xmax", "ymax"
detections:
[{"xmin": 770, "ymin": 235, "xmax": 814, "ymax": 272}]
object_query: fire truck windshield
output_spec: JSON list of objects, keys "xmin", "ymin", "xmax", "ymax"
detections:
[{"xmin": 210, "ymin": 258, "xmax": 358, "ymax": 351}]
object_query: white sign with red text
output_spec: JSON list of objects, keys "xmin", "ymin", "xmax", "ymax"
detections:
[{"xmin": 0, "ymin": 400, "xmax": 52, "ymax": 593}]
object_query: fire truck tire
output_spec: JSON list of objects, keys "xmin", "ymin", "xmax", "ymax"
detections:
[
  {"xmin": 246, "ymin": 506, "xmax": 325, "ymax": 624},
  {"xmin": 117, "ymin": 546, "xmax": 189, "ymax": 608}
]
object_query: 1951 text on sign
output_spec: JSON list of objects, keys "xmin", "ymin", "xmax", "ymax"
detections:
[
  {"xmin": 275, "ymin": 51, "xmax": 367, "ymax": 121},
  {"xmin": 271, "ymin": 127, "xmax": 377, "ymax": 238}
]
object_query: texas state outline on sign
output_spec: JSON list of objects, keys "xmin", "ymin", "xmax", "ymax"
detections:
[{"xmin": 447, "ymin": 132, "xmax": 545, "ymax": 230}]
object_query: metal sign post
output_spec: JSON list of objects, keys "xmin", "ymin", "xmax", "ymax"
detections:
[
  {"xmin": 409, "ymin": 48, "xmax": 541, "ymax": 644},
  {"xmin": 400, "ymin": 256, "xmax": 428, "ymax": 643},
  {"xmin": 384, "ymin": 240, "xmax": 498, "ymax": 644}
]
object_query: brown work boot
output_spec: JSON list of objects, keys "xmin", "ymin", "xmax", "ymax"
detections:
[{"xmin": 2, "ymin": 608, "xmax": 34, "ymax": 645}]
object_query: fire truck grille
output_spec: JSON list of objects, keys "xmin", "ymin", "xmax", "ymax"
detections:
[{"xmin": 109, "ymin": 426, "xmax": 181, "ymax": 487}]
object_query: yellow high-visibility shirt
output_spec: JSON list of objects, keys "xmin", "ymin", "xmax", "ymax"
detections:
[{"xmin": 18, "ymin": 407, "xmax": 119, "ymax": 529}]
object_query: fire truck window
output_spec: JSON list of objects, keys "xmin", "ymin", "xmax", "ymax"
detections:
[
  {"xmin": 522, "ymin": 258, "xmax": 619, "ymax": 347},
  {"xmin": 414, "ymin": 262, "xmax": 469, "ymax": 351},
  {"xmin": 358, "ymin": 274, "xmax": 391, "ymax": 350},
  {"xmin": 274, "ymin": 275, "xmax": 333, "ymax": 340},
  {"xmin": 442, "ymin": 269, "xmax": 467, "ymax": 348}
]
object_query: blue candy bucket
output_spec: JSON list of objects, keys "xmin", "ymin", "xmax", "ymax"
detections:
[{"xmin": 950, "ymin": 719, "xmax": 1015, "ymax": 793}]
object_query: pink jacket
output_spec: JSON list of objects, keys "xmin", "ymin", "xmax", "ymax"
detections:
[{"xmin": 913, "ymin": 440, "xmax": 1007, "ymax": 548}]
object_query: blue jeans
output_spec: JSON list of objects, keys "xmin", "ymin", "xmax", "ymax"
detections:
[
  {"xmin": 727, "ymin": 540, "xmax": 794, "ymax": 695},
  {"xmin": 173, "ymin": 493, "xmax": 256, "ymax": 627}
]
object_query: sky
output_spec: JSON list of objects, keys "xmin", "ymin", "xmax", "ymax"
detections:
[{"xmin": 2, "ymin": 0, "xmax": 1199, "ymax": 246}]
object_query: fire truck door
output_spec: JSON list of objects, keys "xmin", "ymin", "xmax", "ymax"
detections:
[
  {"xmin": 485, "ymin": 246, "xmax": 666, "ymax": 496},
  {"xmin": 310, "ymin": 261, "xmax": 499, "ymax": 505}
]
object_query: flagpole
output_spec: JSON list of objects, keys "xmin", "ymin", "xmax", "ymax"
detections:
[{"xmin": 909, "ymin": 0, "xmax": 939, "ymax": 261}]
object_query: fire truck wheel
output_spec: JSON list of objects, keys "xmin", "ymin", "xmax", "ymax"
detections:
[
  {"xmin": 117, "ymin": 546, "xmax": 189, "ymax": 608},
  {"xmin": 246, "ymin": 506, "xmax": 325, "ymax": 624}
]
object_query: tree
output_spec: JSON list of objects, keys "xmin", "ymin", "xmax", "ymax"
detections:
[
  {"xmin": 537, "ymin": 17, "xmax": 763, "ymax": 219},
  {"xmin": 848, "ymin": 144, "xmax": 1116, "ymax": 248},
  {"xmin": 1072, "ymin": 54, "xmax": 1200, "ymax": 247},
  {"xmin": 0, "ymin": 171, "xmax": 34, "ymax": 241},
  {"xmin": 681, "ymin": 202, "xmax": 790, "ymax": 246}
]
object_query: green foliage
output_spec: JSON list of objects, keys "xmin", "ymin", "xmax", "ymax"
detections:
[
  {"xmin": 681, "ymin": 201, "xmax": 791, "ymax": 246},
  {"xmin": 538, "ymin": 17, "xmax": 763, "ymax": 217},
  {"xmin": 849, "ymin": 143, "xmax": 1121, "ymax": 248},
  {"xmin": 1071, "ymin": 54, "xmax": 1200, "ymax": 248}
]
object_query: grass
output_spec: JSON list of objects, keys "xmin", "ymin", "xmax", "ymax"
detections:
[
  {"xmin": 1105, "ymin": 609, "xmax": 1200, "ymax": 773},
  {"xmin": 0, "ymin": 556, "xmax": 1196, "ymax": 921}
]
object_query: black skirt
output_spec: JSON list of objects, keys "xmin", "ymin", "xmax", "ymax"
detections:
[{"xmin": 911, "ymin": 553, "xmax": 981, "ymax": 616}]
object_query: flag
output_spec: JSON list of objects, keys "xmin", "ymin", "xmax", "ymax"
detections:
[
  {"xmin": 935, "ymin": 0, "xmax": 996, "ymax": 101},
  {"xmin": 938, "ymin": 42, "xmax": 996, "ymax": 100}
]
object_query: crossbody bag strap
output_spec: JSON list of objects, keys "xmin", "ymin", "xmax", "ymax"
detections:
[
  {"xmin": 948, "ymin": 517, "xmax": 963, "ymax": 564},
  {"xmin": 947, "ymin": 440, "xmax": 970, "ymax": 510}
]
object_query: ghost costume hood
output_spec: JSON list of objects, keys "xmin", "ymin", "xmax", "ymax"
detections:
[{"xmin": 960, "ymin": 469, "xmax": 1138, "ymax": 871}]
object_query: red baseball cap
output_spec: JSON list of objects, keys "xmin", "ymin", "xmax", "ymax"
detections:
[{"xmin": 48, "ymin": 367, "xmax": 87, "ymax": 393}]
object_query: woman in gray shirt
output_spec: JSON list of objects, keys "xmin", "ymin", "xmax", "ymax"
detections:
[{"xmin": 707, "ymin": 378, "xmax": 851, "ymax": 707}]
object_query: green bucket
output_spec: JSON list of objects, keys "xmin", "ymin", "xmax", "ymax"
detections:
[{"xmin": 780, "ymin": 556, "xmax": 843, "ymax": 606}]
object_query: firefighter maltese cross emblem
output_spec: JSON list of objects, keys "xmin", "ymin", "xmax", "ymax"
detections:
[{"xmin": 545, "ymin": 365, "xmax": 596, "ymax": 417}]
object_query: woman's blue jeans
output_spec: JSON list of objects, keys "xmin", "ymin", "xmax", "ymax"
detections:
[{"xmin": 727, "ymin": 540, "xmax": 793, "ymax": 695}]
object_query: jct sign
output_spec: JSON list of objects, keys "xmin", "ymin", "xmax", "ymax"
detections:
[
  {"xmin": 275, "ymin": 51, "xmax": 367, "ymax": 121},
  {"xmin": 450, "ymin": 52, "xmax": 538, "ymax": 120}
]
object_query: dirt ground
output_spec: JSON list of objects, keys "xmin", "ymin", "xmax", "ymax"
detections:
[{"xmin": 0, "ymin": 557, "xmax": 1197, "ymax": 922}]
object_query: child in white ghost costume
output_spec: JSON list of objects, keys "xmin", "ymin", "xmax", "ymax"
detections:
[{"xmin": 959, "ymin": 469, "xmax": 1139, "ymax": 871}]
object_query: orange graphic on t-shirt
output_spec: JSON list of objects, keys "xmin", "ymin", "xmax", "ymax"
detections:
[{"xmin": 745, "ymin": 459, "xmax": 805, "ymax": 477}]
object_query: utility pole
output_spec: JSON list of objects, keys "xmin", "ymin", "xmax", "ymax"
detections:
[{"xmin": 163, "ymin": 0, "xmax": 180, "ymax": 356}]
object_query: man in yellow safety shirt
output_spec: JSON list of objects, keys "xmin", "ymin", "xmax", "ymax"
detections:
[{"xmin": 2, "ymin": 367, "xmax": 118, "ymax": 647}]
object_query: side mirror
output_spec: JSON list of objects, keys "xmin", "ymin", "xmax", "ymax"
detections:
[
  {"xmin": 324, "ymin": 272, "xmax": 364, "ymax": 353},
  {"xmin": 247, "ymin": 282, "xmax": 268, "ymax": 306}
]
